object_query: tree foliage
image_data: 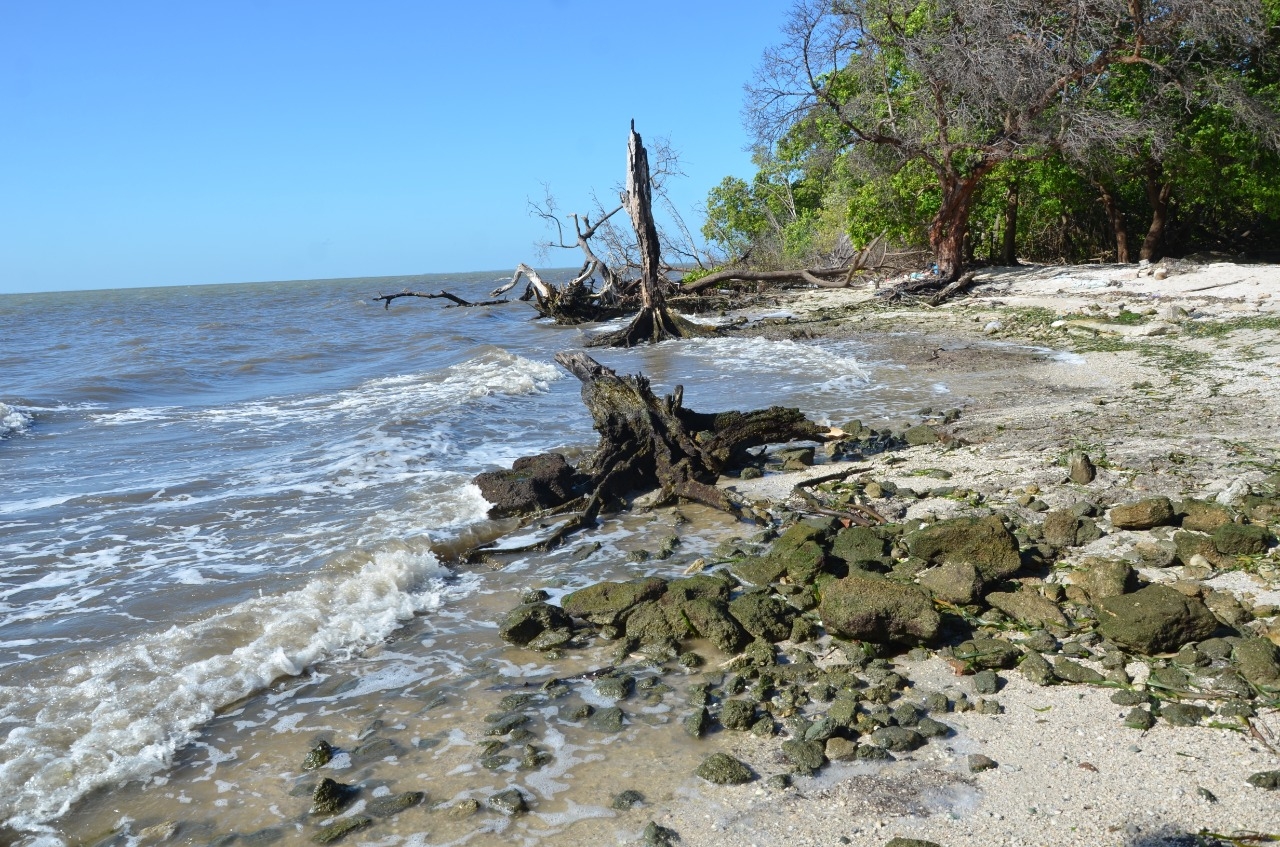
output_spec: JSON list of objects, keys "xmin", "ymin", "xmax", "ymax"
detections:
[{"xmin": 705, "ymin": 0, "xmax": 1280, "ymax": 275}]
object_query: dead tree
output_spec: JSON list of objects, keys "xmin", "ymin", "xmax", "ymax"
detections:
[
  {"xmin": 587, "ymin": 123, "xmax": 716, "ymax": 348},
  {"xmin": 472, "ymin": 351, "xmax": 829, "ymax": 553},
  {"xmin": 681, "ymin": 234, "xmax": 887, "ymax": 294},
  {"xmin": 372, "ymin": 289, "xmax": 508, "ymax": 309}
]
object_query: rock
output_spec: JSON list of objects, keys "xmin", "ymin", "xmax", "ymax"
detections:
[
  {"xmin": 366, "ymin": 792, "xmax": 425, "ymax": 818},
  {"xmin": 1161, "ymin": 703, "xmax": 1211, "ymax": 727},
  {"xmin": 1247, "ymin": 771, "xmax": 1280, "ymax": 790},
  {"xmin": 1043, "ymin": 510, "xmax": 1081, "ymax": 548},
  {"xmin": 624, "ymin": 601, "xmax": 682, "ymax": 644},
  {"xmin": 683, "ymin": 708, "xmax": 710, "ymax": 738},
  {"xmin": 681, "ymin": 598, "xmax": 750, "ymax": 653},
  {"xmin": 968, "ymin": 753, "xmax": 998, "ymax": 773},
  {"xmin": 869, "ymin": 726, "xmax": 926, "ymax": 752},
  {"xmin": 1213, "ymin": 523, "xmax": 1272, "ymax": 556},
  {"xmin": 1052, "ymin": 658, "xmax": 1105, "ymax": 684},
  {"xmin": 905, "ymin": 515, "xmax": 1022, "ymax": 582},
  {"xmin": 824, "ymin": 736, "xmax": 860, "ymax": 761},
  {"xmin": 1069, "ymin": 451, "xmax": 1097, "ymax": 484},
  {"xmin": 885, "ymin": 838, "xmax": 943, "ymax": 847},
  {"xmin": 1180, "ymin": 498, "xmax": 1233, "ymax": 533},
  {"xmin": 781, "ymin": 738, "xmax": 826, "ymax": 773},
  {"xmin": 611, "ymin": 789, "xmax": 645, "ymax": 811},
  {"xmin": 473, "ymin": 452, "xmax": 583, "ymax": 518},
  {"xmin": 1019, "ymin": 650, "xmax": 1055, "ymax": 685},
  {"xmin": 311, "ymin": 779, "xmax": 358, "ymax": 815},
  {"xmin": 594, "ymin": 675, "xmax": 633, "ymax": 700},
  {"xmin": 663, "ymin": 574, "xmax": 733, "ymax": 604},
  {"xmin": 1097, "ymin": 585, "xmax": 1220, "ymax": 655},
  {"xmin": 1124, "ymin": 707, "xmax": 1156, "ymax": 730},
  {"xmin": 731, "ymin": 556, "xmax": 788, "ymax": 586},
  {"xmin": 588, "ymin": 706, "xmax": 625, "ymax": 732},
  {"xmin": 447, "ymin": 799, "xmax": 480, "ymax": 818},
  {"xmin": 918, "ymin": 560, "xmax": 984, "ymax": 605},
  {"xmin": 311, "ymin": 817, "xmax": 372, "ymax": 845},
  {"xmin": 972, "ymin": 669, "xmax": 1001, "ymax": 694},
  {"xmin": 917, "ymin": 717, "xmax": 951, "ymax": 738},
  {"xmin": 562, "ymin": 577, "xmax": 667, "ymax": 626},
  {"xmin": 1075, "ymin": 558, "xmax": 1136, "ymax": 602},
  {"xmin": 954, "ymin": 637, "xmax": 1021, "ymax": 670},
  {"xmin": 719, "ymin": 699, "xmax": 756, "ymax": 731},
  {"xmin": 903, "ymin": 424, "xmax": 938, "ymax": 446},
  {"xmin": 985, "ymin": 588, "xmax": 1069, "ymax": 629},
  {"xmin": 776, "ymin": 446, "xmax": 815, "ymax": 467},
  {"xmin": 818, "ymin": 571, "xmax": 940, "ymax": 645},
  {"xmin": 695, "ymin": 752, "xmax": 755, "ymax": 784},
  {"xmin": 831, "ymin": 526, "xmax": 889, "ymax": 568},
  {"xmin": 1109, "ymin": 497, "xmax": 1176, "ymax": 530},
  {"xmin": 728, "ymin": 593, "xmax": 795, "ymax": 643},
  {"xmin": 1233, "ymin": 637, "xmax": 1280, "ymax": 686},
  {"xmin": 1173, "ymin": 530, "xmax": 1217, "ymax": 566},
  {"xmin": 487, "ymin": 788, "xmax": 528, "ymax": 815},
  {"xmin": 301, "ymin": 740, "xmax": 333, "ymax": 771},
  {"xmin": 498, "ymin": 602, "xmax": 573, "ymax": 646},
  {"xmin": 643, "ymin": 821, "xmax": 680, "ymax": 846}
]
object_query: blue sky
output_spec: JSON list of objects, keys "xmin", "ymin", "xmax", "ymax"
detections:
[{"xmin": 0, "ymin": 1, "xmax": 786, "ymax": 294}]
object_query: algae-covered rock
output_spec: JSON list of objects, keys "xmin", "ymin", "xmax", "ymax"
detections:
[
  {"xmin": 1109, "ymin": 496, "xmax": 1175, "ymax": 530},
  {"xmin": 869, "ymin": 726, "xmax": 925, "ymax": 752},
  {"xmin": 311, "ymin": 817, "xmax": 371, "ymax": 845},
  {"xmin": 1053, "ymin": 657, "xmax": 1105, "ymax": 684},
  {"xmin": 366, "ymin": 791, "xmax": 424, "ymax": 818},
  {"xmin": 918, "ymin": 560, "xmax": 984, "ymax": 605},
  {"xmin": 830, "ymin": 526, "xmax": 888, "ymax": 568},
  {"xmin": 1161, "ymin": 703, "xmax": 1211, "ymax": 727},
  {"xmin": 624, "ymin": 601, "xmax": 681, "ymax": 644},
  {"xmin": 819, "ymin": 571, "xmax": 940, "ymax": 645},
  {"xmin": 1180, "ymin": 498, "xmax": 1233, "ymax": 533},
  {"xmin": 954, "ymin": 637, "xmax": 1020, "ymax": 670},
  {"xmin": 1123, "ymin": 707, "xmax": 1156, "ymax": 730},
  {"xmin": 1174, "ymin": 530, "xmax": 1217, "ymax": 566},
  {"xmin": 498, "ymin": 602, "xmax": 573, "ymax": 646},
  {"xmin": 1212, "ymin": 523, "xmax": 1272, "ymax": 556},
  {"xmin": 1248, "ymin": 771, "xmax": 1280, "ymax": 790},
  {"xmin": 1075, "ymin": 558, "xmax": 1136, "ymax": 602},
  {"xmin": 781, "ymin": 739, "xmax": 826, "ymax": 773},
  {"xmin": 695, "ymin": 752, "xmax": 754, "ymax": 784},
  {"xmin": 1096, "ymin": 585, "xmax": 1219, "ymax": 655},
  {"xmin": 728, "ymin": 593, "xmax": 795, "ymax": 643},
  {"xmin": 1042, "ymin": 509, "xmax": 1080, "ymax": 549},
  {"xmin": 972, "ymin": 669, "xmax": 1000, "ymax": 694},
  {"xmin": 663, "ymin": 574, "xmax": 732, "ymax": 604},
  {"xmin": 611, "ymin": 789, "xmax": 645, "ymax": 811},
  {"xmin": 985, "ymin": 588, "xmax": 1069, "ymax": 629},
  {"xmin": 588, "ymin": 706, "xmax": 625, "ymax": 732},
  {"xmin": 301, "ymin": 740, "xmax": 333, "ymax": 771},
  {"xmin": 680, "ymin": 598, "xmax": 750, "ymax": 653},
  {"xmin": 824, "ymin": 736, "xmax": 860, "ymax": 761},
  {"xmin": 643, "ymin": 821, "xmax": 680, "ymax": 846},
  {"xmin": 487, "ymin": 788, "xmax": 528, "ymax": 815},
  {"xmin": 1019, "ymin": 649, "xmax": 1056, "ymax": 685},
  {"xmin": 905, "ymin": 515, "xmax": 1022, "ymax": 582},
  {"xmin": 731, "ymin": 556, "xmax": 788, "ymax": 586},
  {"xmin": 1233, "ymin": 637, "xmax": 1280, "ymax": 687},
  {"xmin": 719, "ymin": 699, "xmax": 756, "ymax": 731},
  {"xmin": 562, "ymin": 577, "xmax": 667, "ymax": 626},
  {"xmin": 968, "ymin": 754, "xmax": 998, "ymax": 773},
  {"xmin": 310, "ymin": 779, "xmax": 359, "ymax": 816},
  {"xmin": 683, "ymin": 708, "xmax": 709, "ymax": 738}
]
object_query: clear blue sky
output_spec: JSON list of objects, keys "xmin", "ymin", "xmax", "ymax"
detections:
[{"xmin": 0, "ymin": 1, "xmax": 786, "ymax": 294}]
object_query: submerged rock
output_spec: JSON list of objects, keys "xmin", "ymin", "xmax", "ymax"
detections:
[
  {"xmin": 311, "ymin": 817, "xmax": 371, "ymax": 845},
  {"xmin": 643, "ymin": 821, "xmax": 681, "ymax": 846},
  {"xmin": 611, "ymin": 789, "xmax": 645, "ymax": 811},
  {"xmin": 498, "ymin": 602, "xmax": 572, "ymax": 646},
  {"xmin": 301, "ymin": 740, "xmax": 333, "ymax": 771},
  {"xmin": 366, "ymin": 791, "xmax": 424, "ymax": 818},
  {"xmin": 487, "ymin": 788, "xmax": 529, "ymax": 815},
  {"xmin": 310, "ymin": 778, "xmax": 358, "ymax": 816}
]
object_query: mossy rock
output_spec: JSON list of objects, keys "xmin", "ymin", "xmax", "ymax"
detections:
[
  {"xmin": 985, "ymin": 588, "xmax": 1069, "ymax": 629},
  {"xmin": 1052, "ymin": 657, "xmax": 1105, "ymax": 684},
  {"xmin": 498, "ymin": 602, "xmax": 573, "ymax": 646},
  {"xmin": 624, "ymin": 601, "xmax": 681, "ymax": 644},
  {"xmin": 1173, "ymin": 530, "xmax": 1216, "ymax": 566},
  {"xmin": 1233, "ymin": 636, "xmax": 1280, "ymax": 687},
  {"xmin": 310, "ymin": 778, "xmax": 358, "ymax": 815},
  {"xmin": 731, "ymin": 556, "xmax": 788, "ymax": 586},
  {"xmin": 562, "ymin": 577, "xmax": 667, "ymax": 625},
  {"xmin": 1042, "ymin": 509, "xmax": 1081, "ymax": 549},
  {"xmin": 918, "ymin": 560, "xmax": 984, "ymax": 605},
  {"xmin": 903, "ymin": 424, "xmax": 939, "ymax": 446},
  {"xmin": 662, "ymin": 574, "xmax": 733, "ymax": 604},
  {"xmin": 728, "ymin": 593, "xmax": 795, "ymax": 643},
  {"xmin": 1212, "ymin": 523, "xmax": 1272, "ymax": 556},
  {"xmin": 366, "ymin": 791, "xmax": 425, "ymax": 818},
  {"xmin": 1075, "ymin": 557, "xmax": 1136, "ymax": 603},
  {"xmin": 1179, "ymin": 498, "xmax": 1233, "ymax": 533},
  {"xmin": 695, "ymin": 752, "xmax": 754, "ymax": 785},
  {"xmin": 953, "ymin": 637, "xmax": 1020, "ymax": 670},
  {"xmin": 1018, "ymin": 650, "xmax": 1055, "ymax": 685},
  {"xmin": 780, "ymin": 738, "xmax": 826, "ymax": 773},
  {"xmin": 831, "ymin": 526, "xmax": 888, "ymax": 566},
  {"xmin": 680, "ymin": 598, "xmax": 750, "ymax": 653},
  {"xmin": 1096, "ymin": 585, "xmax": 1219, "ymax": 655},
  {"xmin": 719, "ymin": 699, "xmax": 756, "ymax": 731},
  {"xmin": 487, "ymin": 788, "xmax": 529, "ymax": 815},
  {"xmin": 869, "ymin": 726, "xmax": 925, "ymax": 752},
  {"xmin": 905, "ymin": 515, "xmax": 1022, "ymax": 582},
  {"xmin": 818, "ymin": 570, "xmax": 940, "ymax": 645},
  {"xmin": 311, "ymin": 817, "xmax": 371, "ymax": 845},
  {"xmin": 301, "ymin": 740, "xmax": 333, "ymax": 771}
]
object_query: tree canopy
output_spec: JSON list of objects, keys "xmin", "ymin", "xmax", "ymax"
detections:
[{"xmin": 705, "ymin": 0, "xmax": 1280, "ymax": 278}]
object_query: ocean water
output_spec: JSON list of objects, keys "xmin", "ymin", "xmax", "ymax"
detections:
[{"xmin": 0, "ymin": 273, "xmax": 958, "ymax": 846}]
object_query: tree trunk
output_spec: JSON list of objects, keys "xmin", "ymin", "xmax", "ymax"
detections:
[
  {"xmin": 1000, "ymin": 176, "xmax": 1020, "ymax": 266},
  {"xmin": 1095, "ymin": 180, "xmax": 1130, "ymax": 263},
  {"xmin": 588, "ymin": 123, "xmax": 714, "ymax": 348},
  {"xmin": 928, "ymin": 172, "xmax": 985, "ymax": 281},
  {"xmin": 1140, "ymin": 162, "xmax": 1173, "ymax": 262}
]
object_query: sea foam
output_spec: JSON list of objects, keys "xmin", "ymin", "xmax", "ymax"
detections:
[
  {"xmin": 0, "ymin": 541, "xmax": 459, "ymax": 837},
  {"xmin": 0, "ymin": 402, "xmax": 32, "ymax": 439}
]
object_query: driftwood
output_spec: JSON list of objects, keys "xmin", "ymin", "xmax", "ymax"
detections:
[
  {"xmin": 681, "ymin": 234, "xmax": 888, "ymax": 294},
  {"xmin": 373, "ymin": 289, "xmax": 507, "ymax": 309},
  {"xmin": 471, "ymin": 351, "xmax": 828, "ymax": 554}
]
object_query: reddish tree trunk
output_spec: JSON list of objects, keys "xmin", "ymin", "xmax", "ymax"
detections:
[
  {"xmin": 1140, "ymin": 163, "xmax": 1173, "ymax": 262},
  {"xmin": 929, "ymin": 174, "xmax": 984, "ymax": 280}
]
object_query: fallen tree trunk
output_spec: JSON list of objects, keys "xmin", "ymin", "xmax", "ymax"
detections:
[
  {"xmin": 470, "ymin": 351, "xmax": 829, "ymax": 554},
  {"xmin": 372, "ymin": 289, "xmax": 508, "ymax": 309}
]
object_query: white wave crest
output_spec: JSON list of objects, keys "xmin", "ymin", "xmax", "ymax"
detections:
[
  {"xmin": 0, "ymin": 403, "xmax": 32, "ymax": 439},
  {"xmin": 0, "ymin": 542, "xmax": 456, "ymax": 835}
]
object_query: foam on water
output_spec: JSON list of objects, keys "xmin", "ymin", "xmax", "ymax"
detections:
[
  {"xmin": 0, "ymin": 541, "xmax": 463, "ymax": 838},
  {"xmin": 0, "ymin": 402, "xmax": 32, "ymax": 439}
]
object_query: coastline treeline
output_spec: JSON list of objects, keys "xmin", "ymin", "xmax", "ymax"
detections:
[{"xmin": 700, "ymin": 0, "xmax": 1280, "ymax": 280}]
